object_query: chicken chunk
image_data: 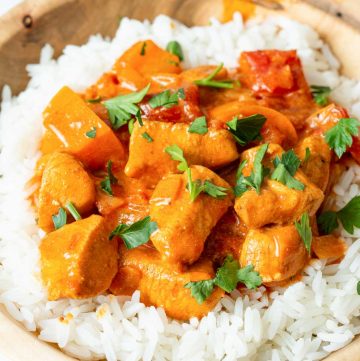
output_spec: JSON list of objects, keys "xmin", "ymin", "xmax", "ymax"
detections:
[
  {"xmin": 235, "ymin": 175, "xmax": 324, "ymax": 229},
  {"xmin": 295, "ymin": 134, "xmax": 331, "ymax": 191},
  {"xmin": 240, "ymin": 225, "xmax": 308, "ymax": 285},
  {"xmin": 40, "ymin": 215, "xmax": 118, "ymax": 300},
  {"xmin": 312, "ymin": 235, "xmax": 347, "ymax": 260},
  {"xmin": 37, "ymin": 152, "xmax": 96, "ymax": 232},
  {"xmin": 110, "ymin": 245, "xmax": 223, "ymax": 320},
  {"xmin": 41, "ymin": 86, "xmax": 125, "ymax": 169},
  {"xmin": 150, "ymin": 165, "xmax": 233, "ymax": 265},
  {"xmin": 125, "ymin": 120, "xmax": 238, "ymax": 185}
]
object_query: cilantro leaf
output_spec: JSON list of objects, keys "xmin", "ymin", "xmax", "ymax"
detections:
[
  {"xmin": 271, "ymin": 150, "xmax": 305, "ymax": 190},
  {"xmin": 100, "ymin": 160, "xmax": 118, "ymax": 196},
  {"xmin": 65, "ymin": 202, "xmax": 82, "ymax": 221},
  {"xmin": 109, "ymin": 216, "xmax": 158, "ymax": 249},
  {"xmin": 237, "ymin": 265, "xmax": 262, "ymax": 289},
  {"xmin": 186, "ymin": 168, "xmax": 204, "ymax": 202},
  {"xmin": 295, "ymin": 212, "xmax": 312, "ymax": 253},
  {"xmin": 52, "ymin": 208, "xmax": 67, "ymax": 230},
  {"xmin": 166, "ymin": 40, "xmax": 184, "ymax": 61},
  {"xmin": 234, "ymin": 160, "xmax": 248, "ymax": 197},
  {"xmin": 184, "ymin": 279, "xmax": 215, "ymax": 304},
  {"xmin": 325, "ymin": 118, "xmax": 360, "ymax": 158},
  {"xmin": 194, "ymin": 63, "xmax": 233, "ymax": 89},
  {"xmin": 311, "ymin": 85, "xmax": 331, "ymax": 106},
  {"xmin": 357, "ymin": 281, "xmax": 360, "ymax": 295},
  {"xmin": 203, "ymin": 180, "xmax": 228, "ymax": 199},
  {"xmin": 103, "ymin": 84, "xmax": 150, "ymax": 129},
  {"xmin": 140, "ymin": 42, "xmax": 146, "ymax": 55},
  {"xmin": 304, "ymin": 147, "xmax": 311, "ymax": 163},
  {"xmin": 142, "ymin": 132, "xmax": 153, "ymax": 142},
  {"xmin": 188, "ymin": 116, "xmax": 208, "ymax": 135},
  {"xmin": 85, "ymin": 127, "xmax": 97, "ymax": 139},
  {"xmin": 317, "ymin": 211, "xmax": 339, "ymax": 234},
  {"xmin": 185, "ymin": 255, "xmax": 262, "ymax": 304},
  {"xmin": 165, "ymin": 144, "xmax": 188, "ymax": 171},
  {"xmin": 226, "ymin": 114, "xmax": 266, "ymax": 146},
  {"xmin": 86, "ymin": 97, "xmax": 102, "ymax": 104},
  {"xmin": 148, "ymin": 88, "xmax": 185, "ymax": 109},
  {"xmin": 337, "ymin": 196, "xmax": 360, "ymax": 234}
]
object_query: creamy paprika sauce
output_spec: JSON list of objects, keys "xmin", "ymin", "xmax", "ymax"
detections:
[{"xmin": 34, "ymin": 40, "xmax": 359, "ymax": 321}]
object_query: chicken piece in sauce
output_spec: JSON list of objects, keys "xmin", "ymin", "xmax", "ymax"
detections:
[
  {"xmin": 110, "ymin": 245, "xmax": 224, "ymax": 320},
  {"xmin": 150, "ymin": 165, "xmax": 233, "ymax": 265},
  {"xmin": 40, "ymin": 215, "xmax": 118, "ymax": 300}
]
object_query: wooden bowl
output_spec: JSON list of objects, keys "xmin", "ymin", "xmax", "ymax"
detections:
[{"xmin": 0, "ymin": 0, "xmax": 359, "ymax": 360}]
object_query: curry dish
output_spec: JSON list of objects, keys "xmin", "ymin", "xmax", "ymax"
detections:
[{"xmin": 33, "ymin": 40, "xmax": 360, "ymax": 321}]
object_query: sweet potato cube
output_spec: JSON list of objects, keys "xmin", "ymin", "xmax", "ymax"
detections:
[{"xmin": 41, "ymin": 86, "xmax": 124, "ymax": 169}]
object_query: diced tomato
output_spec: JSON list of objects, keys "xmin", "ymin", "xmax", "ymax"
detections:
[{"xmin": 239, "ymin": 50, "xmax": 310, "ymax": 96}]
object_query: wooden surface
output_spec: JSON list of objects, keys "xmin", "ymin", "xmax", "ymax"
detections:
[{"xmin": 0, "ymin": 1, "xmax": 359, "ymax": 360}]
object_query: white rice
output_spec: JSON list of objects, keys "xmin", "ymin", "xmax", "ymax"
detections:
[{"xmin": 1, "ymin": 13, "xmax": 360, "ymax": 361}]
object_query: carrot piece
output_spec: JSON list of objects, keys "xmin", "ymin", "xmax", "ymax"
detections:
[
  {"xmin": 116, "ymin": 40, "xmax": 181, "ymax": 77},
  {"xmin": 41, "ymin": 86, "xmax": 125, "ymax": 169}
]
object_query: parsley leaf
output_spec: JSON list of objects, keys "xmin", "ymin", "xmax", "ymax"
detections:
[
  {"xmin": 165, "ymin": 144, "xmax": 188, "ymax": 171},
  {"xmin": 226, "ymin": 114, "xmax": 266, "ymax": 146},
  {"xmin": 185, "ymin": 255, "xmax": 262, "ymax": 304},
  {"xmin": 203, "ymin": 180, "xmax": 228, "ymax": 199},
  {"xmin": 85, "ymin": 127, "xmax": 97, "ymax": 139},
  {"xmin": 148, "ymin": 88, "xmax": 185, "ymax": 109},
  {"xmin": 325, "ymin": 118, "xmax": 360, "ymax": 158},
  {"xmin": 140, "ymin": 41, "xmax": 146, "ymax": 55},
  {"xmin": 103, "ymin": 84, "xmax": 150, "ymax": 129},
  {"xmin": 166, "ymin": 40, "xmax": 184, "ymax": 61},
  {"xmin": 52, "ymin": 208, "xmax": 67, "ymax": 230},
  {"xmin": 65, "ymin": 202, "xmax": 82, "ymax": 221},
  {"xmin": 295, "ymin": 212, "xmax": 312, "ymax": 253},
  {"xmin": 234, "ymin": 160, "xmax": 248, "ymax": 197},
  {"xmin": 311, "ymin": 85, "xmax": 331, "ymax": 106},
  {"xmin": 357, "ymin": 281, "xmax": 360, "ymax": 295},
  {"xmin": 271, "ymin": 149, "xmax": 305, "ymax": 191},
  {"xmin": 320, "ymin": 196, "xmax": 360, "ymax": 235},
  {"xmin": 188, "ymin": 116, "xmax": 208, "ymax": 135},
  {"xmin": 100, "ymin": 160, "xmax": 118, "ymax": 196},
  {"xmin": 86, "ymin": 97, "xmax": 102, "ymax": 104},
  {"xmin": 142, "ymin": 132, "xmax": 153, "ymax": 142},
  {"xmin": 109, "ymin": 216, "xmax": 158, "ymax": 249},
  {"xmin": 194, "ymin": 63, "xmax": 233, "ymax": 89}
]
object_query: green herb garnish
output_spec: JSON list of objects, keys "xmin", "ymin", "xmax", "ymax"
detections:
[
  {"xmin": 325, "ymin": 118, "xmax": 360, "ymax": 158},
  {"xmin": 318, "ymin": 196, "xmax": 360, "ymax": 235},
  {"xmin": 226, "ymin": 114, "xmax": 266, "ymax": 146},
  {"xmin": 166, "ymin": 40, "xmax": 184, "ymax": 61},
  {"xmin": 311, "ymin": 85, "xmax": 331, "ymax": 106},
  {"xmin": 65, "ymin": 202, "xmax": 82, "ymax": 221},
  {"xmin": 164, "ymin": 144, "xmax": 188, "ymax": 171},
  {"xmin": 85, "ymin": 127, "xmax": 97, "ymax": 139},
  {"xmin": 185, "ymin": 256, "xmax": 262, "ymax": 304},
  {"xmin": 148, "ymin": 88, "xmax": 185, "ymax": 109},
  {"xmin": 86, "ymin": 97, "xmax": 102, "ymax": 104},
  {"xmin": 295, "ymin": 212, "xmax": 312, "ymax": 253},
  {"xmin": 271, "ymin": 149, "xmax": 305, "ymax": 190},
  {"xmin": 142, "ymin": 132, "xmax": 153, "ymax": 142},
  {"xmin": 304, "ymin": 147, "xmax": 311, "ymax": 163},
  {"xmin": 100, "ymin": 160, "xmax": 118, "ymax": 196},
  {"xmin": 357, "ymin": 281, "xmax": 360, "ymax": 295},
  {"xmin": 52, "ymin": 208, "xmax": 67, "ymax": 230},
  {"xmin": 109, "ymin": 216, "xmax": 158, "ymax": 249},
  {"xmin": 194, "ymin": 63, "xmax": 233, "ymax": 89},
  {"xmin": 103, "ymin": 84, "xmax": 150, "ymax": 129},
  {"xmin": 188, "ymin": 116, "xmax": 208, "ymax": 135},
  {"xmin": 140, "ymin": 42, "xmax": 147, "ymax": 56}
]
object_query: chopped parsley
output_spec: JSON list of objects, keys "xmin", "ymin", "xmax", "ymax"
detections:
[
  {"xmin": 148, "ymin": 88, "xmax": 185, "ymax": 109},
  {"xmin": 142, "ymin": 132, "xmax": 153, "ymax": 142},
  {"xmin": 188, "ymin": 116, "xmax": 208, "ymax": 135},
  {"xmin": 109, "ymin": 216, "xmax": 158, "ymax": 249},
  {"xmin": 304, "ymin": 147, "xmax": 311, "ymax": 163},
  {"xmin": 357, "ymin": 281, "xmax": 360, "ymax": 295},
  {"xmin": 324, "ymin": 118, "xmax": 360, "ymax": 158},
  {"xmin": 100, "ymin": 160, "xmax": 118, "ymax": 196},
  {"xmin": 52, "ymin": 208, "xmax": 67, "ymax": 230},
  {"xmin": 194, "ymin": 63, "xmax": 233, "ymax": 89},
  {"xmin": 165, "ymin": 144, "xmax": 229, "ymax": 202},
  {"xmin": 295, "ymin": 212, "xmax": 312, "ymax": 254},
  {"xmin": 65, "ymin": 202, "xmax": 82, "ymax": 221},
  {"xmin": 318, "ymin": 195, "xmax": 360, "ymax": 235},
  {"xmin": 85, "ymin": 127, "xmax": 97, "ymax": 139},
  {"xmin": 226, "ymin": 114, "xmax": 266, "ymax": 146},
  {"xmin": 185, "ymin": 256, "xmax": 262, "ymax": 304},
  {"xmin": 86, "ymin": 97, "xmax": 102, "ymax": 104},
  {"xmin": 271, "ymin": 149, "xmax": 305, "ymax": 191},
  {"xmin": 103, "ymin": 84, "xmax": 150, "ymax": 129},
  {"xmin": 166, "ymin": 40, "xmax": 184, "ymax": 61},
  {"xmin": 311, "ymin": 85, "xmax": 331, "ymax": 106},
  {"xmin": 140, "ymin": 42, "xmax": 147, "ymax": 55}
]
